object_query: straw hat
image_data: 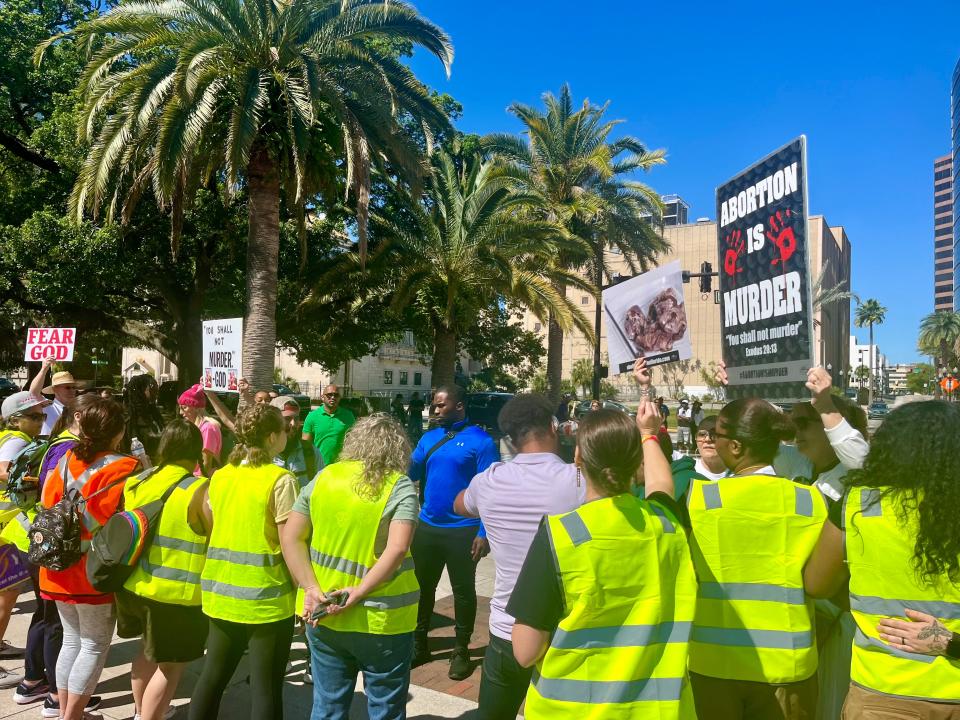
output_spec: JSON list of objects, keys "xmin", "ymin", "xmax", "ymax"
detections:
[{"xmin": 42, "ymin": 371, "xmax": 86, "ymax": 395}]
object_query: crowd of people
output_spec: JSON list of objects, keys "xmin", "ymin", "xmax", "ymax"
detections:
[{"xmin": 0, "ymin": 355, "xmax": 956, "ymax": 720}]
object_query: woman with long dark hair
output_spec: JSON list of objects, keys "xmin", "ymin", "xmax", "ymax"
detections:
[
  {"xmin": 124, "ymin": 375, "xmax": 165, "ymax": 465},
  {"xmin": 804, "ymin": 400, "xmax": 960, "ymax": 715},
  {"xmin": 508, "ymin": 402, "xmax": 697, "ymax": 719},
  {"xmin": 39, "ymin": 398, "xmax": 138, "ymax": 720}
]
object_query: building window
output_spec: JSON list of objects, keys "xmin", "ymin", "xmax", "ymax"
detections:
[
  {"xmin": 383, "ymin": 370, "xmax": 393, "ymax": 385},
  {"xmin": 414, "ymin": 372, "xmax": 422, "ymax": 386},
  {"xmin": 534, "ymin": 322, "xmax": 542, "ymax": 332},
  {"xmin": 581, "ymin": 296, "xmax": 589, "ymax": 305},
  {"xmin": 399, "ymin": 371, "xmax": 408, "ymax": 385}
]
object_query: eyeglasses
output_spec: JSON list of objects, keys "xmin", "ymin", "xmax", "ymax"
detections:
[
  {"xmin": 696, "ymin": 431, "xmax": 716, "ymax": 441},
  {"xmin": 322, "ymin": 393, "xmax": 340, "ymax": 399},
  {"xmin": 18, "ymin": 412, "xmax": 46, "ymax": 421}
]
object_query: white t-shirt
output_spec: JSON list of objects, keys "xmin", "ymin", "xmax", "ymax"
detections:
[
  {"xmin": 42, "ymin": 400, "xmax": 64, "ymax": 436},
  {"xmin": 0, "ymin": 437, "xmax": 28, "ymax": 465},
  {"xmin": 694, "ymin": 458, "xmax": 728, "ymax": 481}
]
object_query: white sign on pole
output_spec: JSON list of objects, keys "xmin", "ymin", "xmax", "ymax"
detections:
[
  {"xmin": 24, "ymin": 328, "xmax": 76, "ymax": 362},
  {"xmin": 602, "ymin": 260, "xmax": 692, "ymax": 375},
  {"xmin": 202, "ymin": 318, "xmax": 242, "ymax": 393}
]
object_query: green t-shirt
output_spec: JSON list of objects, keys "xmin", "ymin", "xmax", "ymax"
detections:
[
  {"xmin": 292, "ymin": 471, "xmax": 419, "ymax": 556},
  {"xmin": 302, "ymin": 406, "xmax": 355, "ymax": 466}
]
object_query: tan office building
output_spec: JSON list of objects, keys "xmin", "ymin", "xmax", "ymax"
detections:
[{"xmin": 523, "ymin": 216, "xmax": 852, "ymax": 398}]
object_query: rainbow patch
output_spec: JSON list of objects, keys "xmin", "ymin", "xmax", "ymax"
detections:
[{"xmin": 117, "ymin": 509, "xmax": 150, "ymax": 566}]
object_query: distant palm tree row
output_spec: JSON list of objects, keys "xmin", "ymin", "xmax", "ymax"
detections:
[{"xmin": 36, "ymin": 0, "xmax": 673, "ymax": 391}]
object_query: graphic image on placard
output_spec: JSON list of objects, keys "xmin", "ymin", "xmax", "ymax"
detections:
[
  {"xmin": 603, "ymin": 260, "xmax": 692, "ymax": 374},
  {"xmin": 201, "ymin": 318, "xmax": 243, "ymax": 393},
  {"xmin": 716, "ymin": 136, "xmax": 813, "ymax": 400}
]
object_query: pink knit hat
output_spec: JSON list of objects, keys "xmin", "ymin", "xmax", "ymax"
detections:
[{"xmin": 177, "ymin": 384, "xmax": 207, "ymax": 408}]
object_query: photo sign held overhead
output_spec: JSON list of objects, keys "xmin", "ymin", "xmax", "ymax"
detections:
[
  {"xmin": 716, "ymin": 136, "xmax": 814, "ymax": 400},
  {"xmin": 202, "ymin": 318, "xmax": 242, "ymax": 393},
  {"xmin": 603, "ymin": 260, "xmax": 692, "ymax": 375}
]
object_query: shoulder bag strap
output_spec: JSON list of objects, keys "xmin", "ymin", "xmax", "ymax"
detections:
[{"xmin": 419, "ymin": 426, "xmax": 467, "ymax": 503}]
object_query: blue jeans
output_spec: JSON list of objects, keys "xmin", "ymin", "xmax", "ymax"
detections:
[{"xmin": 307, "ymin": 625, "xmax": 413, "ymax": 720}]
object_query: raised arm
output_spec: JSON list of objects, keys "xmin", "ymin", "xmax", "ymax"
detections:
[
  {"xmin": 637, "ymin": 399, "xmax": 674, "ymax": 498},
  {"xmin": 29, "ymin": 357, "xmax": 56, "ymax": 398},
  {"xmin": 806, "ymin": 366, "xmax": 869, "ymax": 469},
  {"xmin": 202, "ymin": 388, "xmax": 237, "ymax": 434}
]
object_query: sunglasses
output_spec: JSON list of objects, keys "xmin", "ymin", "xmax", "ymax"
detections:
[
  {"xmin": 696, "ymin": 431, "xmax": 716, "ymax": 441},
  {"xmin": 322, "ymin": 393, "xmax": 340, "ymax": 399}
]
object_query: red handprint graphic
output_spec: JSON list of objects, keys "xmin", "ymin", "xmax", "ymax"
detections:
[
  {"xmin": 723, "ymin": 229, "xmax": 745, "ymax": 277},
  {"xmin": 766, "ymin": 209, "xmax": 796, "ymax": 267}
]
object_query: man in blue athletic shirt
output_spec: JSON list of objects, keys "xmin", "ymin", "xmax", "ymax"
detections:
[{"xmin": 408, "ymin": 384, "xmax": 499, "ymax": 680}]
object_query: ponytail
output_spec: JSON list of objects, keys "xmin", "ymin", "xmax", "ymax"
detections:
[{"xmin": 228, "ymin": 404, "xmax": 285, "ymax": 467}]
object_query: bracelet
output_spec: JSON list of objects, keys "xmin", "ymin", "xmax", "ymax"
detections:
[{"xmin": 642, "ymin": 435, "xmax": 660, "ymax": 444}]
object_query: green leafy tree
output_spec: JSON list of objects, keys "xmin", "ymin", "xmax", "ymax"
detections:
[
  {"xmin": 571, "ymin": 358, "xmax": 594, "ymax": 397},
  {"xmin": 906, "ymin": 363, "xmax": 936, "ymax": 395},
  {"xmin": 599, "ymin": 379, "xmax": 619, "ymax": 400},
  {"xmin": 918, "ymin": 311, "xmax": 960, "ymax": 369},
  {"xmin": 486, "ymin": 85, "xmax": 662, "ymax": 403},
  {"xmin": 460, "ymin": 303, "xmax": 545, "ymax": 385},
  {"xmin": 367, "ymin": 150, "xmax": 590, "ymax": 387},
  {"xmin": 41, "ymin": 0, "xmax": 454, "ymax": 387},
  {"xmin": 853, "ymin": 364, "xmax": 871, "ymax": 390},
  {"xmin": 854, "ymin": 299, "xmax": 887, "ymax": 405}
]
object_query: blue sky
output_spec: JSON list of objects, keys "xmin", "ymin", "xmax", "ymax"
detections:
[{"xmin": 407, "ymin": 0, "xmax": 960, "ymax": 364}]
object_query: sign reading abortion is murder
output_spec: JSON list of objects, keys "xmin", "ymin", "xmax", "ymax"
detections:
[
  {"xmin": 25, "ymin": 328, "xmax": 76, "ymax": 362},
  {"xmin": 716, "ymin": 137, "xmax": 813, "ymax": 400},
  {"xmin": 202, "ymin": 318, "xmax": 242, "ymax": 393}
]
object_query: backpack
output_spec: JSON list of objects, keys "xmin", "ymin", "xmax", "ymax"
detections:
[
  {"xmin": 6, "ymin": 435, "xmax": 74, "ymax": 511},
  {"xmin": 86, "ymin": 468, "xmax": 192, "ymax": 593},
  {"xmin": 27, "ymin": 451, "xmax": 127, "ymax": 572}
]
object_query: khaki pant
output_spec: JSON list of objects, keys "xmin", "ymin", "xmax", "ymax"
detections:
[
  {"xmin": 690, "ymin": 671, "xmax": 818, "ymax": 720},
  {"xmin": 842, "ymin": 684, "xmax": 960, "ymax": 720}
]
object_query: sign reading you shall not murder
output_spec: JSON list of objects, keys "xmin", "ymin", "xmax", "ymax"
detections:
[
  {"xmin": 716, "ymin": 137, "xmax": 814, "ymax": 400},
  {"xmin": 202, "ymin": 318, "xmax": 242, "ymax": 393}
]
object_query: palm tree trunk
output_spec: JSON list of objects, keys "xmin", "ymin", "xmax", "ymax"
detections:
[
  {"xmin": 546, "ymin": 281, "xmax": 567, "ymax": 406},
  {"xmin": 591, "ymin": 255, "xmax": 603, "ymax": 401},
  {"xmin": 431, "ymin": 324, "xmax": 457, "ymax": 390},
  {"xmin": 868, "ymin": 322, "xmax": 875, "ymax": 406},
  {"xmin": 242, "ymin": 144, "xmax": 281, "ymax": 390}
]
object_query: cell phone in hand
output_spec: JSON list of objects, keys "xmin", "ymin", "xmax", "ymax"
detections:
[{"xmin": 309, "ymin": 590, "xmax": 349, "ymax": 622}]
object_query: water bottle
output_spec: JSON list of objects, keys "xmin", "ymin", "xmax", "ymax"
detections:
[{"xmin": 131, "ymin": 437, "xmax": 151, "ymax": 469}]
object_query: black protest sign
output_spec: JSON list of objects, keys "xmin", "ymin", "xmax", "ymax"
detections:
[{"xmin": 716, "ymin": 137, "xmax": 813, "ymax": 400}]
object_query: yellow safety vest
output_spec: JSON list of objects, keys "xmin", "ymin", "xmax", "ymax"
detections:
[
  {"xmin": 305, "ymin": 460, "xmax": 419, "ymax": 634},
  {"xmin": 845, "ymin": 486, "xmax": 960, "ymax": 702},
  {"xmin": 687, "ymin": 474, "xmax": 827, "ymax": 683},
  {"xmin": 122, "ymin": 465, "xmax": 209, "ymax": 606},
  {"xmin": 0, "ymin": 430, "xmax": 34, "ymax": 537},
  {"xmin": 525, "ymin": 494, "xmax": 698, "ymax": 720},
  {"xmin": 201, "ymin": 463, "xmax": 295, "ymax": 623}
]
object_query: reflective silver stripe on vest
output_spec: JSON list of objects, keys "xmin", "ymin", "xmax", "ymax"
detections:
[
  {"xmin": 691, "ymin": 625, "xmax": 813, "ymax": 649},
  {"xmin": 64, "ymin": 454, "xmax": 127, "ymax": 534},
  {"xmin": 854, "ymin": 628, "xmax": 935, "ymax": 664},
  {"xmin": 532, "ymin": 674, "xmax": 684, "ymax": 704},
  {"xmin": 206, "ymin": 547, "xmax": 285, "ymax": 567},
  {"xmin": 140, "ymin": 561, "xmax": 202, "ymax": 586},
  {"xmin": 152, "ymin": 535, "xmax": 207, "ymax": 556},
  {"xmin": 201, "ymin": 579, "xmax": 292, "ymax": 600},
  {"xmin": 15, "ymin": 513, "xmax": 30, "ymax": 531},
  {"xmin": 850, "ymin": 593, "xmax": 960, "ymax": 620},
  {"xmin": 702, "ymin": 483, "xmax": 722, "ymax": 510},
  {"xmin": 650, "ymin": 505, "xmax": 676, "ymax": 534},
  {"xmin": 795, "ymin": 486, "xmax": 813, "ymax": 517},
  {"xmin": 309, "ymin": 548, "xmax": 415, "ymax": 581},
  {"xmin": 551, "ymin": 621, "xmax": 692, "ymax": 650},
  {"xmin": 699, "ymin": 581, "xmax": 806, "ymax": 605},
  {"xmin": 558, "ymin": 513, "xmax": 591, "ymax": 546},
  {"xmin": 361, "ymin": 589, "xmax": 420, "ymax": 610},
  {"xmin": 861, "ymin": 488, "xmax": 882, "ymax": 517}
]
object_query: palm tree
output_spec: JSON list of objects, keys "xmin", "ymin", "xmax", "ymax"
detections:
[
  {"xmin": 854, "ymin": 298, "xmax": 887, "ymax": 405},
  {"xmin": 367, "ymin": 150, "xmax": 593, "ymax": 387},
  {"xmin": 485, "ymin": 85, "xmax": 666, "ymax": 403},
  {"xmin": 39, "ymin": 0, "xmax": 453, "ymax": 387},
  {"xmin": 918, "ymin": 310, "xmax": 960, "ymax": 370}
]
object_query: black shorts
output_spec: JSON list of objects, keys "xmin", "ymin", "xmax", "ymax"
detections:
[{"xmin": 116, "ymin": 590, "xmax": 208, "ymax": 663}]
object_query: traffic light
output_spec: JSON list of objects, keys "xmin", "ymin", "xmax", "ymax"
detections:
[{"xmin": 699, "ymin": 261, "xmax": 712, "ymax": 293}]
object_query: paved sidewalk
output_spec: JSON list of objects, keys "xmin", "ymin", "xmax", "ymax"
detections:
[{"xmin": 0, "ymin": 556, "xmax": 497, "ymax": 719}]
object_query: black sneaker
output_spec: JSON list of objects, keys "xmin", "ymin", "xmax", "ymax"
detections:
[
  {"xmin": 13, "ymin": 680, "xmax": 48, "ymax": 704},
  {"xmin": 412, "ymin": 635, "xmax": 430, "ymax": 667},
  {"xmin": 0, "ymin": 641, "xmax": 23, "ymax": 659},
  {"xmin": 42, "ymin": 694, "xmax": 102, "ymax": 718},
  {"xmin": 448, "ymin": 647, "xmax": 472, "ymax": 680}
]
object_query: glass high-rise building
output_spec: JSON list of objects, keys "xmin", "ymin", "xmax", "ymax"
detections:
[
  {"xmin": 952, "ymin": 58, "xmax": 960, "ymax": 310},
  {"xmin": 935, "ymin": 154, "xmax": 953, "ymax": 311}
]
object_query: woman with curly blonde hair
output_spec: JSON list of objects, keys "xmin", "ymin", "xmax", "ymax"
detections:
[{"xmin": 281, "ymin": 413, "xmax": 420, "ymax": 720}]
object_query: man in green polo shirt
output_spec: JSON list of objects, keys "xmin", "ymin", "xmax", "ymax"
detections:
[{"xmin": 302, "ymin": 383, "xmax": 356, "ymax": 466}]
